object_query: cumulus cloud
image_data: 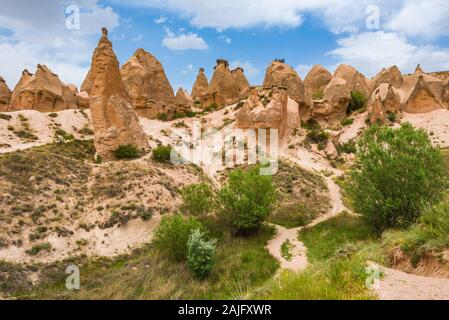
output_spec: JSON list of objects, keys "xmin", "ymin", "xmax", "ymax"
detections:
[
  {"xmin": 386, "ymin": 0, "xmax": 449, "ymax": 39},
  {"xmin": 162, "ymin": 27, "xmax": 208, "ymax": 51},
  {"xmin": 0, "ymin": 0, "xmax": 119, "ymax": 87},
  {"xmin": 327, "ymin": 31, "xmax": 449, "ymax": 77}
]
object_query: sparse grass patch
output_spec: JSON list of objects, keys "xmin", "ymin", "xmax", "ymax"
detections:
[
  {"xmin": 281, "ymin": 240, "xmax": 293, "ymax": 261},
  {"xmin": 25, "ymin": 242, "xmax": 52, "ymax": 256},
  {"xmin": 0, "ymin": 113, "xmax": 12, "ymax": 120}
]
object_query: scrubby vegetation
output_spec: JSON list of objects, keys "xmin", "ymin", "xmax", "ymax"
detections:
[
  {"xmin": 152, "ymin": 145, "xmax": 173, "ymax": 163},
  {"xmin": 114, "ymin": 144, "xmax": 140, "ymax": 159},
  {"xmin": 187, "ymin": 229, "xmax": 216, "ymax": 278},
  {"xmin": 218, "ymin": 165, "xmax": 277, "ymax": 234},
  {"xmin": 346, "ymin": 123, "xmax": 448, "ymax": 231},
  {"xmin": 348, "ymin": 90, "xmax": 367, "ymax": 114},
  {"xmin": 181, "ymin": 183, "xmax": 215, "ymax": 217}
]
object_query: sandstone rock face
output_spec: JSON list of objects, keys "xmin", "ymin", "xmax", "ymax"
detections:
[
  {"xmin": 0, "ymin": 77, "xmax": 11, "ymax": 110},
  {"xmin": 333, "ymin": 64, "xmax": 370, "ymax": 98},
  {"xmin": 118, "ymin": 48, "xmax": 176, "ymax": 119},
  {"xmin": 415, "ymin": 64, "xmax": 424, "ymax": 74},
  {"xmin": 371, "ymin": 65, "xmax": 404, "ymax": 94},
  {"xmin": 175, "ymin": 87, "xmax": 194, "ymax": 113},
  {"xmin": 443, "ymin": 80, "xmax": 449, "ymax": 107},
  {"xmin": 367, "ymin": 83, "xmax": 401, "ymax": 123},
  {"xmin": 304, "ymin": 64, "xmax": 332, "ymax": 96},
  {"xmin": 191, "ymin": 68, "xmax": 208, "ymax": 101},
  {"xmin": 231, "ymin": 67, "xmax": 251, "ymax": 100},
  {"xmin": 263, "ymin": 60, "xmax": 310, "ymax": 121},
  {"xmin": 9, "ymin": 65, "xmax": 78, "ymax": 112},
  {"xmin": 202, "ymin": 60, "xmax": 240, "ymax": 108},
  {"xmin": 86, "ymin": 28, "xmax": 149, "ymax": 160},
  {"xmin": 311, "ymin": 77, "xmax": 351, "ymax": 128},
  {"xmin": 76, "ymin": 91, "xmax": 90, "ymax": 109},
  {"xmin": 403, "ymin": 75, "xmax": 445, "ymax": 113},
  {"xmin": 235, "ymin": 86, "xmax": 288, "ymax": 138}
]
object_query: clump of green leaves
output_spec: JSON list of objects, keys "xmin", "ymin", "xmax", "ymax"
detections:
[
  {"xmin": 348, "ymin": 90, "xmax": 367, "ymax": 114},
  {"xmin": 346, "ymin": 123, "xmax": 448, "ymax": 231},
  {"xmin": 153, "ymin": 215, "xmax": 204, "ymax": 261},
  {"xmin": 187, "ymin": 229, "xmax": 216, "ymax": 278},
  {"xmin": 114, "ymin": 144, "xmax": 140, "ymax": 159},
  {"xmin": 218, "ymin": 165, "xmax": 276, "ymax": 234}
]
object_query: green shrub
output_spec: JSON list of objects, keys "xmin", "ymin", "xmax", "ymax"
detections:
[
  {"xmin": 312, "ymin": 91, "xmax": 324, "ymax": 100},
  {"xmin": 346, "ymin": 123, "xmax": 448, "ymax": 231},
  {"xmin": 348, "ymin": 90, "xmax": 367, "ymax": 114},
  {"xmin": 186, "ymin": 111, "xmax": 197, "ymax": 118},
  {"xmin": 387, "ymin": 111, "xmax": 397, "ymax": 123},
  {"xmin": 157, "ymin": 112, "xmax": 168, "ymax": 121},
  {"xmin": 48, "ymin": 113, "xmax": 58, "ymax": 118},
  {"xmin": 182, "ymin": 183, "xmax": 215, "ymax": 217},
  {"xmin": 301, "ymin": 119, "xmax": 320, "ymax": 131},
  {"xmin": 114, "ymin": 144, "xmax": 140, "ymax": 159},
  {"xmin": 187, "ymin": 228, "xmax": 216, "ymax": 278},
  {"xmin": 219, "ymin": 165, "xmax": 277, "ymax": 234},
  {"xmin": 204, "ymin": 103, "xmax": 218, "ymax": 113},
  {"xmin": 173, "ymin": 112, "xmax": 186, "ymax": 119},
  {"xmin": 152, "ymin": 215, "xmax": 204, "ymax": 261},
  {"xmin": 306, "ymin": 130, "xmax": 329, "ymax": 150},
  {"xmin": 25, "ymin": 242, "xmax": 52, "ymax": 256},
  {"xmin": 152, "ymin": 145, "xmax": 172, "ymax": 163},
  {"xmin": 341, "ymin": 118, "xmax": 354, "ymax": 126},
  {"xmin": 54, "ymin": 129, "xmax": 74, "ymax": 142},
  {"xmin": 420, "ymin": 200, "xmax": 449, "ymax": 240},
  {"xmin": 337, "ymin": 140, "xmax": 356, "ymax": 154}
]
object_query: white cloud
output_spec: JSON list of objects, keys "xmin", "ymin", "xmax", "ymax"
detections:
[
  {"xmin": 0, "ymin": 0, "xmax": 119, "ymax": 87},
  {"xmin": 230, "ymin": 61, "xmax": 260, "ymax": 79},
  {"xmin": 162, "ymin": 27, "xmax": 208, "ymax": 51},
  {"xmin": 181, "ymin": 64, "xmax": 195, "ymax": 75},
  {"xmin": 386, "ymin": 0, "xmax": 449, "ymax": 39},
  {"xmin": 153, "ymin": 15, "xmax": 167, "ymax": 24},
  {"xmin": 295, "ymin": 64, "xmax": 313, "ymax": 79},
  {"xmin": 218, "ymin": 35, "xmax": 232, "ymax": 44},
  {"xmin": 327, "ymin": 31, "xmax": 449, "ymax": 77}
]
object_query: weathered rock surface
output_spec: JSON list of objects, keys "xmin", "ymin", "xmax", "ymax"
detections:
[
  {"xmin": 202, "ymin": 59, "xmax": 241, "ymax": 108},
  {"xmin": 175, "ymin": 87, "xmax": 194, "ymax": 113},
  {"xmin": 371, "ymin": 65, "xmax": 404, "ymax": 94},
  {"xmin": 119, "ymin": 48, "xmax": 176, "ymax": 119},
  {"xmin": 333, "ymin": 64, "xmax": 370, "ymax": 98},
  {"xmin": 311, "ymin": 77, "xmax": 351, "ymax": 128},
  {"xmin": 443, "ymin": 80, "xmax": 449, "ymax": 108},
  {"xmin": 191, "ymin": 67, "xmax": 208, "ymax": 101},
  {"xmin": 86, "ymin": 28, "xmax": 149, "ymax": 160},
  {"xmin": 403, "ymin": 75, "xmax": 445, "ymax": 113},
  {"xmin": 0, "ymin": 77, "xmax": 11, "ymax": 110},
  {"xmin": 235, "ymin": 86, "xmax": 288, "ymax": 138},
  {"xmin": 231, "ymin": 67, "xmax": 251, "ymax": 100},
  {"xmin": 415, "ymin": 64, "xmax": 424, "ymax": 74},
  {"xmin": 263, "ymin": 60, "xmax": 310, "ymax": 121},
  {"xmin": 367, "ymin": 83, "xmax": 401, "ymax": 123},
  {"xmin": 9, "ymin": 65, "xmax": 78, "ymax": 112},
  {"xmin": 304, "ymin": 64, "xmax": 332, "ymax": 97}
]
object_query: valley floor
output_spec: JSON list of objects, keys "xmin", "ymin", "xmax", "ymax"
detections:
[{"xmin": 1, "ymin": 107, "xmax": 449, "ymax": 300}]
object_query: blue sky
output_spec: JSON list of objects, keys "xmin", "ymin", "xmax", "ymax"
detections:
[{"xmin": 1, "ymin": 0, "xmax": 449, "ymax": 92}]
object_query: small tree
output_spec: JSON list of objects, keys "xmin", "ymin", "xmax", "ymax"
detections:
[
  {"xmin": 187, "ymin": 228, "xmax": 216, "ymax": 278},
  {"xmin": 182, "ymin": 183, "xmax": 215, "ymax": 217},
  {"xmin": 152, "ymin": 215, "xmax": 203, "ymax": 261},
  {"xmin": 346, "ymin": 123, "xmax": 448, "ymax": 231},
  {"xmin": 219, "ymin": 165, "xmax": 277, "ymax": 234},
  {"xmin": 348, "ymin": 90, "xmax": 367, "ymax": 114}
]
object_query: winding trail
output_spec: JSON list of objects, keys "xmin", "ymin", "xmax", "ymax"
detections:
[{"xmin": 266, "ymin": 176, "xmax": 346, "ymax": 271}]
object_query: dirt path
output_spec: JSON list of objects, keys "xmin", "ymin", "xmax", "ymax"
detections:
[
  {"xmin": 370, "ymin": 263, "xmax": 449, "ymax": 300},
  {"xmin": 266, "ymin": 176, "xmax": 346, "ymax": 271}
]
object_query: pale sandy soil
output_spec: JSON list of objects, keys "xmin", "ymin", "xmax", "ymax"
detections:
[
  {"xmin": 339, "ymin": 112, "xmax": 367, "ymax": 144},
  {"xmin": 0, "ymin": 109, "xmax": 92, "ymax": 153},
  {"xmin": 371, "ymin": 262, "xmax": 449, "ymax": 300},
  {"xmin": 402, "ymin": 109, "xmax": 449, "ymax": 148}
]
